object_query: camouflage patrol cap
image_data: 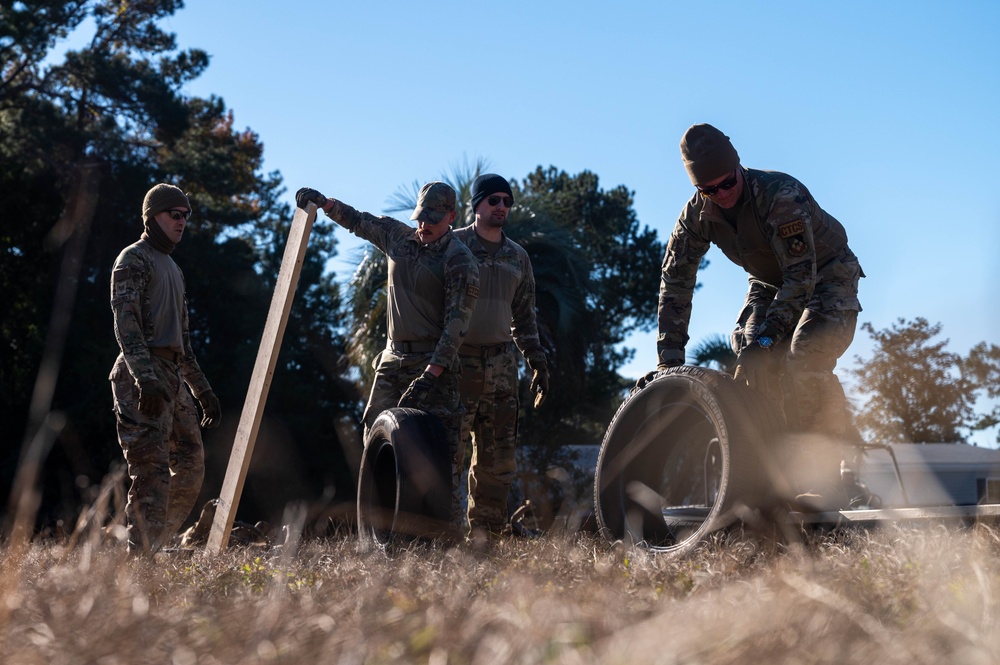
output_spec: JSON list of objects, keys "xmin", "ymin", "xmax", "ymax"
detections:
[
  {"xmin": 410, "ymin": 181, "xmax": 456, "ymax": 224},
  {"xmin": 680, "ymin": 124, "xmax": 740, "ymax": 186},
  {"xmin": 142, "ymin": 183, "xmax": 190, "ymax": 221}
]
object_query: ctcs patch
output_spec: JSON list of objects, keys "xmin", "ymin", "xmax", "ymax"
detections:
[
  {"xmin": 466, "ymin": 284, "xmax": 480, "ymax": 298},
  {"xmin": 778, "ymin": 219, "xmax": 807, "ymax": 257},
  {"xmin": 777, "ymin": 220, "xmax": 804, "ymax": 238}
]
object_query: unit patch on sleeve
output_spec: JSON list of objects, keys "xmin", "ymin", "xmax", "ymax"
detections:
[
  {"xmin": 777, "ymin": 220, "xmax": 804, "ymax": 238},
  {"xmin": 112, "ymin": 266, "xmax": 132, "ymax": 297},
  {"xmin": 787, "ymin": 236, "xmax": 807, "ymax": 257},
  {"xmin": 466, "ymin": 284, "xmax": 480, "ymax": 299}
]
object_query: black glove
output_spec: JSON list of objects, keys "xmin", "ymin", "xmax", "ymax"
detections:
[
  {"xmin": 733, "ymin": 344, "xmax": 773, "ymax": 392},
  {"xmin": 197, "ymin": 390, "xmax": 222, "ymax": 429},
  {"xmin": 138, "ymin": 380, "xmax": 171, "ymax": 418},
  {"xmin": 635, "ymin": 357, "xmax": 682, "ymax": 390},
  {"xmin": 398, "ymin": 370, "xmax": 436, "ymax": 410},
  {"xmin": 634, "ymin": 370, "xmax": 659, "ymax": 391},
  {"xmin": 529, "ymin": 364, "xmax": 549, "ymax": 408},
  {"xmin": 295, "ymin": 187, "xmax": 327, "ymax": 210}
]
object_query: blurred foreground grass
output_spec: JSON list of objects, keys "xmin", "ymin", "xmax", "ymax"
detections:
[{"xmin": 2, "ymin": 522, "xmax": 999, "ymax": 664}]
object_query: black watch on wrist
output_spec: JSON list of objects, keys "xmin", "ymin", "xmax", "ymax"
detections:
[{"xmin": 757, "ymin": 335, "xmax": 773, "ymax": 349}]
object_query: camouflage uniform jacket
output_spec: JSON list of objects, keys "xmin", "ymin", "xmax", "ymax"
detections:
[
  {"xmin": 326, "ymin": 199, "xmax": 479, "ymax": 370},
  {"xmin": 109, "ymin": 238, "xmax": 212, "ymax": 396},
  {"xmin": 453, "ymin": 226, "xmax": 546, "ymax": 367},
  {"xmin": 657, "ymin": 168, "xmax": 863, "ymax": 365}
]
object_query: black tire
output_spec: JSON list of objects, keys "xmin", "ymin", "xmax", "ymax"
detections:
[
  {"xmin": 356, "ymin": 408, "xmax": 454, "ymax": 548},
  {"xmin": 594, "ymin": 366, "xmax": 786, "ymax": 555}
]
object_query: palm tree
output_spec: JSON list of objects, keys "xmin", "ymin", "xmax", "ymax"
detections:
[
  {"xmin": 691, "ymin": 333, "xmax": 737, "ymax": 374},
  {"xmin": 384, "ymin": 154, "xmax": 487, "ymax": 230}
]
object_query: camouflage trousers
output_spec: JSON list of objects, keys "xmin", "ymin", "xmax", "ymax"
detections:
[
  {"xmin": 110, "ymin": 353, "xmax": 205, "ymax": 555},
  {"xmin": 363, "ymin": 348, "xmax": 465, "ymax": 525},
  {"xmin": 458, "ymin": 346, "xmax": 520, "ymax": 533},
  {"xmin": 732, "ymin": 303, "xmax": 862, "ymax": 445}
]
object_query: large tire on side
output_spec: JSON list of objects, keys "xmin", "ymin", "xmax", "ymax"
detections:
[
  {"xmin": 357, "ymin": 408, "xmax": 454, "ymax": 548},
  {"xmin": 594, "ymin": 366, "xmax": 786, "ymax": 556}
]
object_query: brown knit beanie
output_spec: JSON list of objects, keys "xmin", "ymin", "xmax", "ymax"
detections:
[
  {"xmin": 142, "ymin": 183, "xmax": 190, "ymax": 222},
  {"xmin": 679, "ymin": 124, "xmax": 740, "ymax": 185}
]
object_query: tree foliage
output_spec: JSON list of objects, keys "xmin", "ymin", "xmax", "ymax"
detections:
[
  {"xmin": 515, "ymin": 170, "xmax": 659, "ymax": 364},
  {"xmin": 1, "ymin": 1, "xmax": 358, "ymax": 529},
  {"xmin": 3, "ymin": 4, "xmax": 682, "ymax": 532},
  {"xmin": 850, "ymin": 318, "xmax": 1000, "ymax": 444},
  {"xmin": 691, "ymin": 333, "xmax": 737, "ymax": 374}
]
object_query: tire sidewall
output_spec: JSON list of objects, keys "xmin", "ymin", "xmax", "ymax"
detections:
[
  {"xmin": 594, "ymin": 366, "xmax": 781, "ymax": 554},
  {"xmin": 356, "ymin": 408, "xmax": 453, "ymax": 547}
]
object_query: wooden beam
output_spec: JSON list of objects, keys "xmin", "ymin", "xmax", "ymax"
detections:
[{"xmin": 206, "ymin": 203, "xmax": 317, "ymax": 554}]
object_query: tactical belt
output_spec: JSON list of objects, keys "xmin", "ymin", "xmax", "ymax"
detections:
[
  {"xmin": 150, "ymin": 347, "xmax": 182, "ymax": 364},
  {"xmin": 388, "ymin": 340, "xmax": 437, "ymax": 354},
  {"xmin": 459, "ymin": 342, "xmax": 512, "ymax": 360}
]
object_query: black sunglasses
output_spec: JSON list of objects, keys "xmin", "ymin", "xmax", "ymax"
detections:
[
  {"xmin": 487, "ymin": 194, "xmax": 513, "ymax": 208},
  {"xmin": 697, "ymin": 170, "xmax": 739, "ymax": 197},
  {"xmin": 165, "ymin": 209, "xmax": 192, "ymax": 221}
]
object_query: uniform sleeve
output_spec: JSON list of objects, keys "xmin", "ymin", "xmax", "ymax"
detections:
[
  {"xmin": 326, "ymin": 199, "xmax": 408, "ymax": 253},
  {"xmin": 429, "ymin": 246, "xmax": 480, "ymax": 369},
  {"xmin": 510, "ymin": 250, "xmax": 546, "ymax": 367},
  {"xmin": 178, "ymin": 270, "xmax": 213, "ymax": 398},
  {"xmin": 760, "ymin": 182, "xmax": 819, "ymax": 340},
  {"xmin": 657, "ymin": 202, "xmax": 711, "ymax": 365},
  {"xmin": 110, "ymin": 250, "xmax": 157, "ymax": 384}
]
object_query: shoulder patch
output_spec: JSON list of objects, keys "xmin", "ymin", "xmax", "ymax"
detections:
[
  {"xmin": 787, "ymin": 236, "xmax": 807, "ymax": 257},
  {"xmin": 112, "ymin": 265, "xmax": 132, "ymax": 297},
  {"xmin": 466, "ymin": 284, "xmax": 480, "ymax": 299},
  {"xmin": 777, "ymin": 220, "xmax": 804, "ymax": 238}
]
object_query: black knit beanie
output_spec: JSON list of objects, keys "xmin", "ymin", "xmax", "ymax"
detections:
[{"xmin": 470, "ymin": 173, "xmax": 513, "ymax": 212}]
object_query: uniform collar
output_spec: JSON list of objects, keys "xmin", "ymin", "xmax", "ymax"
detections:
[{"xmin": 419, "ymin": 228, "xmax": 454, "ymax": 250}]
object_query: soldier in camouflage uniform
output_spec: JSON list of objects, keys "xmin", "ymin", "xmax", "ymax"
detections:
[
  {"xmin": 657, "ymin": 124, "xmax": 863, "ymax": 445},
  {"xmin": 454, "ymin": 174, "xmax": 549, "ymax": 536},
  {"xmin": 295, "ymin": 183, "xmax": 479, "ymax": 527},
  {"xmin": 110, "ymin": 183, "xmax": 222, "ymax": 556}
]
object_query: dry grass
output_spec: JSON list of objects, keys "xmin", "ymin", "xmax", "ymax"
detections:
[{"xmin": 2, "ymin": 521, "xmax": 1000, "ymax": 664}]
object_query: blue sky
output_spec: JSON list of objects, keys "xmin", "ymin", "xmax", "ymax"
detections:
[{"xmin": 150, "ymin": 1, "xmax": 999, "ymax": 443}]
